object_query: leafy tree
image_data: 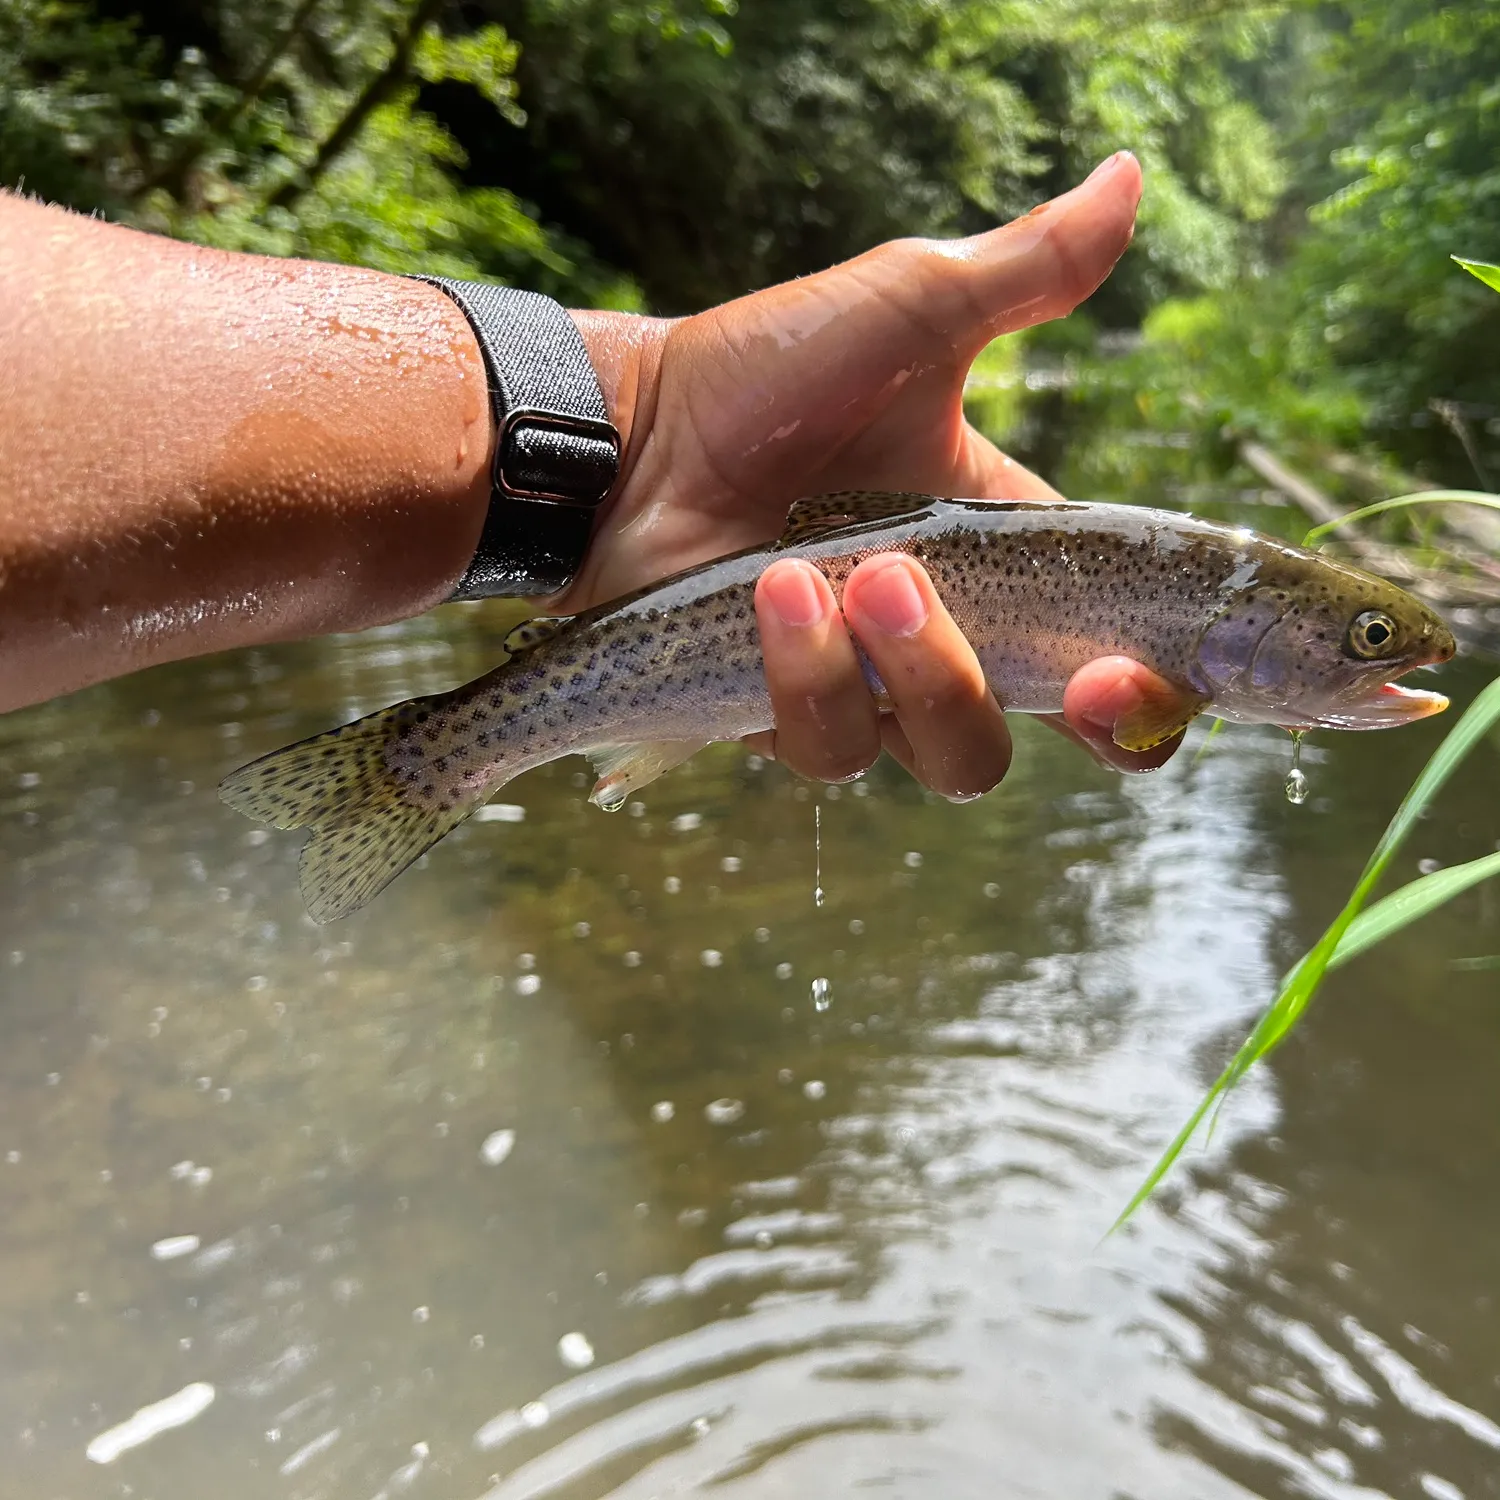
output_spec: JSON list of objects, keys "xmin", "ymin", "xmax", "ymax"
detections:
[
  {"xmin": 0, "ymin": 0, "xmax": 1297, "ymax": 322},
  {"xmin": 460, "ymin": 0, "xmax": 1292, "ymax": 312},
  {"xmin": 1290, "ymin": 0, "xmax": 1500, "ymax": 476}
]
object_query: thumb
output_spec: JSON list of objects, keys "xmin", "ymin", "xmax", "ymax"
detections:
[
  {"xmin": 709, "ymin": 152, "xmax": 1141, "ymax": 432},
  {"xmin": 897, "ymin": 150, "xmax": 1144, "ymax": 361}
]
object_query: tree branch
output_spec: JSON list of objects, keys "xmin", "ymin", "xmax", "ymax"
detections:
[
  {"xmin": 266, "ymin": 0, "xmax": 446, "ymax": 211},
  {"xmin": 141, "ymin": 0, "xmax": 323, "ymax": 201}
]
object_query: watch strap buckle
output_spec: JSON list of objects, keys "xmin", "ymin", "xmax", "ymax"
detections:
[{"xmin": 496, "ymin": 407, "xmax": 621, "ymax": 506}]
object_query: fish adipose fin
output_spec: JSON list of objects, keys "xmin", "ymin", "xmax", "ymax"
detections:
[
  {"xmin": 220, "ymin": 702, "xmax": 478, "ymax": 923},
  {"xmin": 586, "ymin": 740, "xmax": 708, "ymax": 810},
  {"xmin": 503, "ymin": 616, "xmax": 574, "ymax": 654},
  {"xmin": 1112, "ymin": 691, "xmax": 1210, "ymax": 753},
  {"xmin": 776, "ymin": 491, "xmax": 937, "ymax": 547}
]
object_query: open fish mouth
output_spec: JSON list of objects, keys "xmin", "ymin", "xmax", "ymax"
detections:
[{"xmin": 1307, "ymin": 679, "xmax": 1451, "ymax": 731}]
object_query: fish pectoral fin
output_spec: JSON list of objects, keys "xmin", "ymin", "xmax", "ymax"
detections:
[
  {"xmin": 776, "ymin": 491, "xmax": 937, "ymax": 548},
  {"xmin": 586, "ymin": 740, "xmax": 708, "ymax": 810},
  {"xmin": 1111, "ymin": 691, "xmax": 1211, "ymax": 753},
  {"xmin": 502, "ymin": 616, "xmax": 575, "ymax": 655}
]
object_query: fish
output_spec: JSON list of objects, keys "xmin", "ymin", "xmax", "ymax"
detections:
[{"xmin": 220, "ymin": 492, "xmax": 1456, "ymax": 922}]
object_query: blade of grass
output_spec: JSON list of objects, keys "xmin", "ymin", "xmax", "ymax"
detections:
[
  {"xmin": 1302, "ymin": 489, "xmax": 1500, "ymax": 548},
  {"xmin": 1324, "ymin": 851, "xmax": 1500, "ymax": 972},
  {"xmin": 1110, "ymin": 675, "xmax": 1500, "ymax": 1234},
  {"xmin": 1451, "ymin": 955, "xmax": 1500, "ymax": 971},
  {"xmin": 1192, "ymin": 715, "xmax": 1228, "ymax": 764},
  {"xmin": 1454, "ymin": 256, "xmax": 1500, "ymax": 295}
]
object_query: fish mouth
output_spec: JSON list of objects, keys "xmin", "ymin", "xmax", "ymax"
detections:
[{"xmin": 1304, "ymin": 678, "xmax": 1451, "ymax": 731}]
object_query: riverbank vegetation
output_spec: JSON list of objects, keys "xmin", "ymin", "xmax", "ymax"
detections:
[{"xmin": 6, "ymin": 0, "xmax": 1496, "ymax": 593}]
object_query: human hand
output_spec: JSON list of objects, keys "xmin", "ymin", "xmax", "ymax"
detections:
[{"xmin": 563, "ymin": 151, "xmax": 1193, "ymax": 788}]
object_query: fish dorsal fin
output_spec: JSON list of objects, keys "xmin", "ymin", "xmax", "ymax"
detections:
[
  {"xmin": 776, "ymin": 491, "xmax": 938, "ymax": 548},
  {"xmin": 502, "ymin": 616, "xmax": 574, "ymax": 655}
]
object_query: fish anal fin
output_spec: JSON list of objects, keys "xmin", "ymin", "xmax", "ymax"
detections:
[
  {"xmin": 1112, "ymin": 691, "xmax": 1210, "ymax": 753},
  {"xmin": 586, "ymin": 740, "xmax": 707, "ymax": 810},
  {"xmin": 503, "ymin": 616, "xmax": 574, "ymax": 655},
  {"xmin": 777, "ymin": 491, "xmax": 936, "ymax": 548}
]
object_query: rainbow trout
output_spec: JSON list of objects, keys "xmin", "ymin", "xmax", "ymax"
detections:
[{"xmin": 222, "ymin": 493, "xmax": 1455, "ymax": 921}]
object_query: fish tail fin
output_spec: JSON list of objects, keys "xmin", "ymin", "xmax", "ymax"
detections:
[{"xmin": 220, "ymin": 699, "xmax": 480, "ymax": 923}]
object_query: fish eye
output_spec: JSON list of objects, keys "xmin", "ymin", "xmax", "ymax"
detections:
[{"xmin": 1347, "ymin": 609, "xmax": 1399, "ymax": 659}]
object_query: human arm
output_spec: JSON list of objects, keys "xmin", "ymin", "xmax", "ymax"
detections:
[
  {"xmin": 0, "ymin": 153, "xmax": 1189, "ymax": 779},
  {"xmin": 0, "ymin": 189, "xmax": 499, "ymax": 710}
]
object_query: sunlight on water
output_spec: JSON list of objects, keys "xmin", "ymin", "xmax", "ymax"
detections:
[{"xmin": 0, "ymin": 602, "xmax": 1496, "ymax": 1499}]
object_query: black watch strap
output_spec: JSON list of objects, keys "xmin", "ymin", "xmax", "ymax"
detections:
[{"xmin": 411, "ymin": 276, "xmax": 620, "ymax": 600}]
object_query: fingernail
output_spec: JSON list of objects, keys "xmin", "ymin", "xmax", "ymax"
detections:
[
  {"xmin": 764, "ymin": 560, "xmax": 828, "ymax": 629},
  {"xmin": 1084, "ymin": 151, "xmax": 1128, "ymax": 184},
  {"xmin": 1077, "ymin": 671, "xmax": 1144, "ymax": 734},
  {"xmin": 855, "ymin": 557, "xmax": 928, "ymax": 638}
]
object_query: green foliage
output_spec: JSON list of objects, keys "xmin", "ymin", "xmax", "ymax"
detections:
[
  {"xmin": 1296, "ymin": 2, "xmax": 1500, "ymax": 444},
  {"xmin": 1, "ymin": 0, "xmax": 632, "ymax": 301},
  {"xmin": 1046, "ymin": 281, "xmax": 1368, "ymax": 501},
  {"xmin": 478, "ymin": 0, "xmax": 1294, "ymax": 311},
  {"xmin": 1, "ymin": 0, "xmax": 1299, "ymax": 316},
  {"xmin": 0, "ymin": 0, "xmax": 181, "ymax": 211}
]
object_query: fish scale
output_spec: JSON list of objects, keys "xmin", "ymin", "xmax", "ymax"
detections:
[{"xmin": 221, "ymin": 493, "xmax": 1454, "ymax": 921}]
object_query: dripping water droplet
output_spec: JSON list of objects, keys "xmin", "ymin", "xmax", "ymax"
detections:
[
  {"xmin": 810, "ymin": 977, "xmax": 831, "ymax": 1012},
  {"xmin": 813, "ymin": 802, "xmax": 823, "ymax": 907},
  {"xmin": 1285, "ymin": 730, "xmax": 1309, "ymax": 805}
]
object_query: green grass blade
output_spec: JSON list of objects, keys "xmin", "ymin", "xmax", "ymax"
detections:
[
  {"xmin": 1111, "ymin": 675, "xmax": 1500, "ymax": 1234},
  {"xmin": 1192, "ymin": 715, "xmax": 1228, "ymax": 765},
  {"xmin": 1454, "ymin": 256, "xmax": 1500, "ymax": 294},
  {"xmin": 1302, "ymin": 489, "xmax": 1500, "ymax": 547},
  {"xmin": 1325, "ymin": 851, "xmax": 1500, "ymax": 973}
]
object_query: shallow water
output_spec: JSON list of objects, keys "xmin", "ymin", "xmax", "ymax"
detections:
[{"xmin": 2, "ymin": 545, "xmax": 1500, "ymax": 1499}]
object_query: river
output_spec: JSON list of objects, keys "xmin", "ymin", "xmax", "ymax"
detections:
[{"xmin": 2, "ymin": 501, "xmax": 1498, "ymax": 1499}]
